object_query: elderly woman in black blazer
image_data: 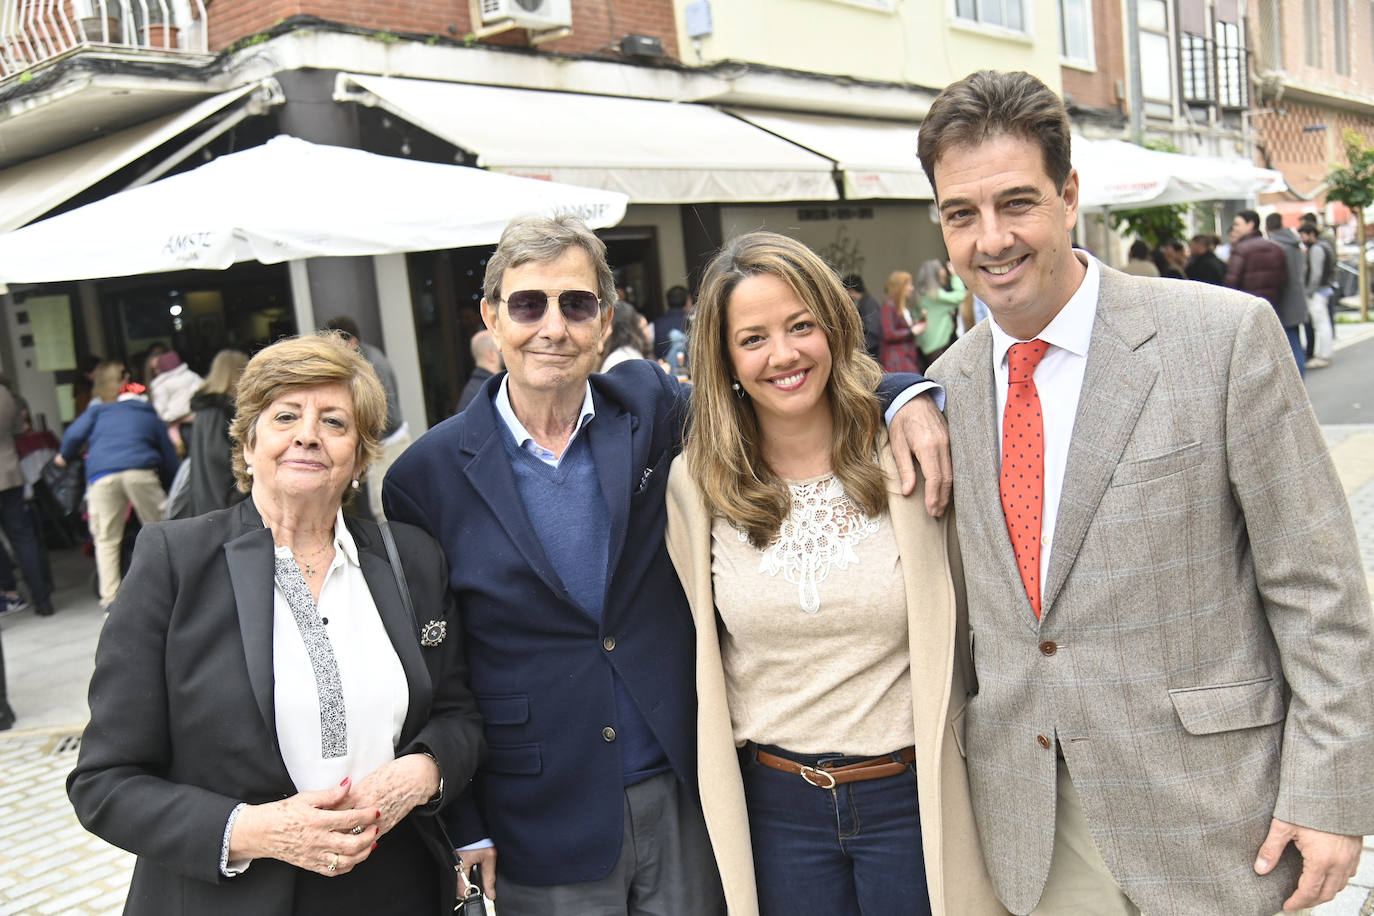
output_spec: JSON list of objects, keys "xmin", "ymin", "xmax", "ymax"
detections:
[{"xmin": 68, "ymin": 332, "xmax": 484, "ymax": 916}]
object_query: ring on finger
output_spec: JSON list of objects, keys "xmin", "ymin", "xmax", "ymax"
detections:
[
  {"xmin": 328, "ymin": 853, "xmax": 339, "ymax": 872},
  {"xmin": 350, "ymin": 825, "xmax": 364, "ymax": 835}
]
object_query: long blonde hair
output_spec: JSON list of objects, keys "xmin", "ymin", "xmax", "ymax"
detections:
[
  {"xmin": 198, "ymin": 349, "xmax": 249, "ymax": 397},
  {"xmin": 685, "ymin": 231, "xmax": 886, "ymax": 547},
  {"xmin": 884, "ymin": 269, "xmax": 912, "ymax": 305}
]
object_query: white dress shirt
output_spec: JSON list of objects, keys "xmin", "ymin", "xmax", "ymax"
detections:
[
  {"xmin": 272, "ymin": 509, "xmax": 409, "ymax": 792},
  {"xmin": 986, "ymin": 252, "xmax": 1100, "ymax": 593},
  {"xmin": 224, "ymin": 509, "xmax": 410, "ymax": 875},
  {"xmin": 494, "ymin": 376, "xmax": 596, "ymax": 468}
]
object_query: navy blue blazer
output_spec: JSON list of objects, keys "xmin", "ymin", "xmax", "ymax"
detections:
[
  {"xmin": 384, "ymin": 360, "xmax": 694, "ymax": 886},
  {"xmin": 383, "ymin": 360, "xmax": 925, "ymax": 887}
]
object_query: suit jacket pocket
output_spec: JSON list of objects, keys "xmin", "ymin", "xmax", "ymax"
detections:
[
  {"xmin": 484, "ymin": 743, "xmax": 542, "ymax": 775},
  {"xmin": 1109, "ymin": 441, "xmax": 1203, "ymax": 487},
  {"xmin": 1168, "ymin": 676, "xmax": 1284, "ymax": 735},
  {"xmin": 475, "ymin": 694, "xmax": 529, "ymax": 726}
]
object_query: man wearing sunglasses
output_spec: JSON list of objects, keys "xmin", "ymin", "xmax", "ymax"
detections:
[{"xmin": 383, "ymin": 214, "xmax": 951, "ymax": 916}]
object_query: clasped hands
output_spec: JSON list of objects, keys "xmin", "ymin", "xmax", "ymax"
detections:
[{"xmin": 227, "ymin": 752, "xmax": 440, "ymax": 876}]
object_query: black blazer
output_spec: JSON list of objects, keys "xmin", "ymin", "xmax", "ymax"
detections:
[{"xmin": 67, "ymin": 498, "xmax": 485, "ymax": 916}]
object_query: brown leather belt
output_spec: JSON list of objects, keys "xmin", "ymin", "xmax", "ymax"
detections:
[{"xmin": 752, "ymin": 745, "xmax": 916, "ymax": 789}]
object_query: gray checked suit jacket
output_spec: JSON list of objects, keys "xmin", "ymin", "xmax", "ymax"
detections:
[{"xmin": 929, "ymin": 264, "xmax": 1374, "ymax": 916}]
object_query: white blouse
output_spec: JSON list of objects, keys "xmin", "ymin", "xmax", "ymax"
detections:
[{"xmin": 272, "ymin": 509, "xmax": 410, "ymax": 792}]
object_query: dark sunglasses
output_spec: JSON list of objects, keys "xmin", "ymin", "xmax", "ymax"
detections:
[{"xmin": 501, "ymin": 289, "xmax": 601, "ymax": 324}]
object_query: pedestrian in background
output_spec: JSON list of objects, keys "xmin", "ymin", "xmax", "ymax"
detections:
[
  {"xmin": 1264, "ymin": 212, "xmax": 1309, "ymax": 377},
  {"xmin": 1120, "ymin": 240, "xmax": 1159, "ymax": 277},
  {"xmin": 1185, "ymin": 234, "xmax": 1227, "ymax": 285},
  {"xmin": 323, "ymin": 316, "xmax": 411, "ymax": 521},
  {"xmin": 879, "ymin": 269, "xmax": 925, "ymax": 373},
  {"xmin": 653, "ymin": 285, "xmax": 693, "ymax": 361},
  {"xmin": 56, "ymin": 361, "xmax": 178, "ymax": 609},
  {"xmin": 180, "ymin": 348, "xmax": 249, "ymax": 517},
  {"xmin": 914, "ymin": 258, "xmax": 965, "ymax": 366},
  {"xmin": 600, "ymin": 303, "xmax": 654, "ymax": 372},
  {"xmin": 0, "ymin": 378, "xmax": 52, "ymax": 617},
  {"xmin": 1225, "ymin": 209, "xmax": 1292, "ymax": 368},
  {"xmin": 1298, "ymin": 221, "xmax": 1335, "ymax": 369},
  {"xmin": 843, "ymin": 273, "xmax": 883, "ymax": 360},
  {"xmin": 455, "ymin": 330, "xmax": 503, "ymax": 414}
]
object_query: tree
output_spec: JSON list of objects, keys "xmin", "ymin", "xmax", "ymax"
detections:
[
  {"xmin": 1106, "ymin": 204, "xmax": 1189, "ymax": 251},
  {"xmin": 1325, "ymin": 130, "xmax": 1374, "ymax": 321}
]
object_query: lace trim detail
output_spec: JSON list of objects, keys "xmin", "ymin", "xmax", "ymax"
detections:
[
  {"xmin": 741, "ymin": 476, "xmax": 878, "ymax": 614},
  {"xmin": 274, "ymin": 555, "xmax": 348, "ymax": 758}
]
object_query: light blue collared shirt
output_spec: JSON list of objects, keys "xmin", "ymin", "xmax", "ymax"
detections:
[{"xmin": 494, "ymin": 376, "xmax": 596, "ymax": 468}]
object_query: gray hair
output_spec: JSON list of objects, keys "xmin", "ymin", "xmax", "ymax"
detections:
[
  {"xmin": 914, "ymin": 259, "xmax": 945, "ymax": 299},
  {"xmin": 483, "ymin": 215, "xmax": 617, "ymax": 313}
]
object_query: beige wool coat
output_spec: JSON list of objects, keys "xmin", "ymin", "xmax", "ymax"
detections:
[{"xmin": 664, "ymin": 442, "xmax": 1007, "ymax": 916}]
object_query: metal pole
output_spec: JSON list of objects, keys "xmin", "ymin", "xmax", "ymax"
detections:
[{"xmin": 1359, "ymin": 207, "xmax": 1369, "ymax": 322}]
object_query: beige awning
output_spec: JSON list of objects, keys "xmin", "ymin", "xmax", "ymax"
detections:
[
  {"xmin": 727, "ymin": 108, "xmax": 933, "ymax": 200},
  {"xmin": 334, "ymin": 74, "xmax": 839, "ymax": 204}
]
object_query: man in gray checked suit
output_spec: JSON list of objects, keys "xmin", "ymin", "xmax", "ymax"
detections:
[{"xmin": 921, "ymin": 70, "xmax": 1374, "ymax": 916}]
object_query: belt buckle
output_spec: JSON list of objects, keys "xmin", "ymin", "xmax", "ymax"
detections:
[{"xmin": 799, "ymin": 764, "xmax": 837, "ymax": 789}]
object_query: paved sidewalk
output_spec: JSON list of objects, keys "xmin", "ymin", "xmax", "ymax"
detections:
[{"xmin": 3, "ymin": 427, "xmax": 1374, "ymax": 913}]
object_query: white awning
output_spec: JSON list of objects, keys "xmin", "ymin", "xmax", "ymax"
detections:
[
  {"xmin": 1074, "ymin": 137, "xmax": 1286, "ymax": 209},
  {"xmin": 727, "ymin": 108, "xmax": 932, "ymax": 200},
  {"xmin": 0, "ymin": 137, "xmax": 628, "ymax": 284},
  {"xmin": 0, "ymin": 83, "xmax": 266, "ymax": 233},
  {"xmin": 334, "ymin": 74, "xmax": 838, "ymax": 204}
]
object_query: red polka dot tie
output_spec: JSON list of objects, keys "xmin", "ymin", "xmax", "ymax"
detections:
[{"xmin": 1001, "ymin": 339, "xmax": 1051, "ymax": 619}]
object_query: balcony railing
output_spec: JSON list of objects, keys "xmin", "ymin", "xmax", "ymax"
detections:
[{"xmin": 1, "ymin": 0, "xmax": 208, "ymax": 79}]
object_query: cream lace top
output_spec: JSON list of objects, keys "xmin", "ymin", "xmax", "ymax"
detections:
[{"xmin": 710, "ymin": 474, "xmax": 913, "ymax": 754}]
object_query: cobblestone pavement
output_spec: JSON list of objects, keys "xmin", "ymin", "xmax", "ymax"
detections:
[{"xmin": 2, "ymin": 425, "xmax": 1374, "ymax": 915}]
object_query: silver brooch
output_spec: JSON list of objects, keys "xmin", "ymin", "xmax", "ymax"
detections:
[{"xmin": 419, "ymin": 620, "xmax": 447, "ymax": 647}]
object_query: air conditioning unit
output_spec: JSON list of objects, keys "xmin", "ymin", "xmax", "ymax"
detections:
[{"xmin": 479, "ymin": 0, "xmax": 571, "ymax": 31}]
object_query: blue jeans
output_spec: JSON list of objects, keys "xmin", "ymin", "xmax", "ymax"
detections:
[
  {"xmin": 0, "ymin": 487, "xmax": 47, "ymax": 605},
  {"xmin": 1285, "ymin": 326, "xmax": 1306, "ymax": 378},
  {"xmin": 740, "ymin": 744, "xmax": 931, "ymax": 916}
]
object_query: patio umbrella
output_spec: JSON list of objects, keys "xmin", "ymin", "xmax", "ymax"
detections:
[
  {"xmin": 0, "ymin": 135, "xmax": 629, "ymax": 284},
  {"xmin": 1074, "ymin": 137, "xmax": 1286, "ymax": 209}
]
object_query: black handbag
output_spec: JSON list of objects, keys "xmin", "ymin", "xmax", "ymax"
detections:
[
  {"xmin": 38, "ymin": 455, "xmax": 84, "ymax": 516},
  {"xmin": 454, "ymin": 862, "xmax": 487, "ymax": 914}
]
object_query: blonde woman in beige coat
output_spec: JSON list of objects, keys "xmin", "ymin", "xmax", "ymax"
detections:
[{"xmin": 664, "ymin": 231, "xmax": 1004, "ymax": 916}]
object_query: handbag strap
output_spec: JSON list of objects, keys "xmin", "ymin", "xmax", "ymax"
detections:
[{"xmin": 378, "ymin": 522, "xmax": 418, "ymax": 627}]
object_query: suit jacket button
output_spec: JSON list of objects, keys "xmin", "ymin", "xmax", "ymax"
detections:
[
  {"xmin": 603, "ymin": 636, "xmax": 616, "ymax": 651},
  {"xmin": 602, "ymin": 726, "xmax": 617, "ymax": 742},
  {"xmin": 1039, "ymin": 640, "xmax": 1058, "ymax": 656},
  {"xmin": 1037, "ymin": 734, "xmax": 1051, "ymax": 749}
]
